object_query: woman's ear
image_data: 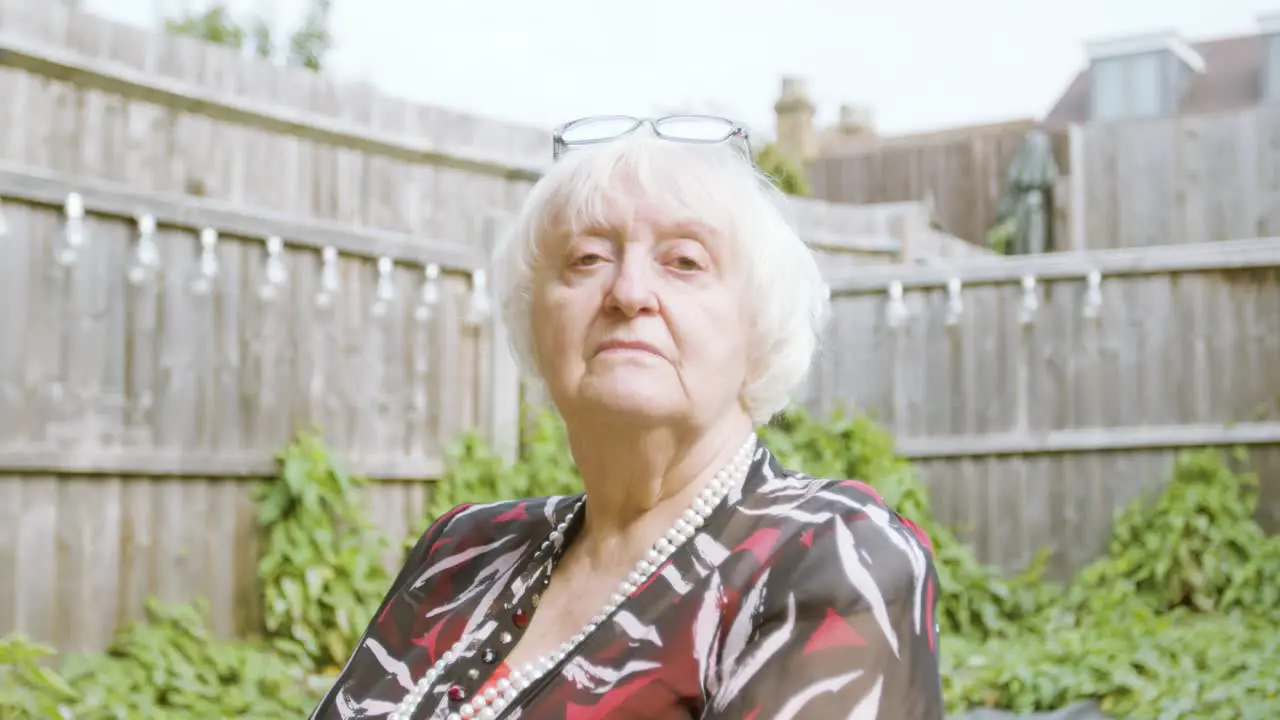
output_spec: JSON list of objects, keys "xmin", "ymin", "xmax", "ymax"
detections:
[{"xmin": 736, "ymin": 365, "xmax": 755, "ymax": 416}]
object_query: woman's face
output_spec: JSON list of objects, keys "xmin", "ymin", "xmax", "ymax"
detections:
[{"xmin": 529, "ymin": 184, "xmax": 752, "ymax": 427}]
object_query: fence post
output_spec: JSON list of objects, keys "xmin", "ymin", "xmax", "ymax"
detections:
[
  {"xmin": 887, "ymin": 200, "xmax": 930, "ymax": 262},
  {"xmin": 482, "ymin": 212, "xmax": 521, "ymax": 464},
  {"xmin": 1067, "ymin": 123, "xmax": 1087, "ymax": 252}
]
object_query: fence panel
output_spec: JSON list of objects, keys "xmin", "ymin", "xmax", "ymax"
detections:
[
  {"xmin": 813, "ymin": 238, "xmax": 1280, "ymax": 579},
  {"xmin": 0, "ymin": 165, "xmax": 507, "ymax": 654},
  {"xmin": 1076, "ymin": 106, "xmax": 1280, "ymax": 250}
]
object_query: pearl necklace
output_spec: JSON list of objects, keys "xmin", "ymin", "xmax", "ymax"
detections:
[{"xmin": 387, "ymin": 434, "xmax": 758, "ymax": 720}]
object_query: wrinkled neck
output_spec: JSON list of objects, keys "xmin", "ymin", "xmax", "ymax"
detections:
[{"xmin": 564, "ymin": 411, "xmax": 753, "ymax": 562}]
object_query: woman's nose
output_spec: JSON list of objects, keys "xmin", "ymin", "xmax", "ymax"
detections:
[{"xmin": 605, "ymin": 253, "xmax": 660, "ymax": 317}]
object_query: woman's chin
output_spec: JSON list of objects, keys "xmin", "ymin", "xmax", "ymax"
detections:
[{"xmin": 574, "ymin": 378, "xmax": 683, "ymax": 420}]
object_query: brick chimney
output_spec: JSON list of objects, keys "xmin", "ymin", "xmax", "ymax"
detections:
[
  {"xmin": 835, "ymin": 103, "xmax": 876, "ymax": 137},
  {"xmin": 773, "ymin": 76, "xmax": 816, "ymax": 164}
]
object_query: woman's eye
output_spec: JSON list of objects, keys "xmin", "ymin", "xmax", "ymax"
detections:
[
  {"xmin": 573, "ymin": 253, "xmax": 604, "ymax": 267},
  {"xmin": 671, "ymin": 256, "xmax": 702, "ymax": 271}
]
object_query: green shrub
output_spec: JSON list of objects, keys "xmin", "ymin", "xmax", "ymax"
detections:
[
  {"xmin": 0, "ymin": 634, "xmax": 75, "ymax": 719},
  {"xmin": 254, "ymin": 432, "xmax": 391, "ymax": 673},
  {"xmin": 54, "ymin": 601, "xmax": 315, "ymax": 719},
  {"xmin": 940, "ymin": 445, "xmax": 1280, "ymax": 717},
  {"xmin": 425, "ymin": 410, "xmax": 582, "ymax": 525}
]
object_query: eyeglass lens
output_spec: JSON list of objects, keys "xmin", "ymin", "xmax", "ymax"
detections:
[
  {"xmin": 558, "ymin": 117, "xmax": 643, "ymax": 144},
  {"xmin": 653, "ymin": 116, "xmax": 736, "ymax": 142}
]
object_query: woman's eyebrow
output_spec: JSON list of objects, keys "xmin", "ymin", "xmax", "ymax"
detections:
[{"xmin": 655, "ymin": 220, "xmax": 718, "ymax": 240}]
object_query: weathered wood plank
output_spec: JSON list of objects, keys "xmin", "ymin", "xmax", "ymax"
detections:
[
  {"xmin": 0, "ymin": 31, "xmax": 547, "ymax": 182},
  {"xmin": 0, "ymin": 445, "xmax": 444, "ymax": 481},
  {"xmin": 896, "ymin": 421, "xmax": 1280, "ymax": 460},
  {"xmin": 826, "ymin": 236, "xmax": 1280, "ymax": 293},
  {"xmin": 0, "ymin": 162, "xmax": 481, "ymax": 269}
]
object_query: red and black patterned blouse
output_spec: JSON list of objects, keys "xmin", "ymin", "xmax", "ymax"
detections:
[{"xmin": 312, "ymin": 444, "xmax": 943, "ymax": 719}]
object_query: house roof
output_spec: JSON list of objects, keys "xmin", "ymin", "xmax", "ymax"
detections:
[{"xmin": 1042, "ymin": 33, "xmax": 1264, "ymax": 127}]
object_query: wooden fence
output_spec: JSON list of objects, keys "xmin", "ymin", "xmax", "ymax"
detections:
[
  {"xmin": 791, "ymin": 196, "xmax": 998, "ymax": 264},
  {"xmin": 811, "ymin": 103, "xmax": 1280, "ymax": 255},
  {"xmin": 1074, "ymin": 105, "xmax": 1280, "ymax": 250},
  {"xmin": 0, "ymin": 162, "xmax": 519, "ymax": 657},
  {"xmin": 806, "ymin": 237, "xmax": 1280, "ymax": 579},
  {"xmin": 805, "ymin": 120, "xmax": 1070, "ymax": 247}
]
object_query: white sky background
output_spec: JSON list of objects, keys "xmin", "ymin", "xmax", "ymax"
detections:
[{"xmin": 92, "ymin": 0, "xmax": 1280, "ymax": 138}]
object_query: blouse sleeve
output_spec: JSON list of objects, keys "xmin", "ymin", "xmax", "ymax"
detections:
[
  {"xmin": 702, "ymin": 500, "xmax": 943, "ymax": 719},
  {"xmin": 370, "ymin": 503, "xmax": 472, "ymax": 617}
]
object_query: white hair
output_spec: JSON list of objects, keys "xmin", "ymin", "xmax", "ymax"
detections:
[{"xmin": 492, "ymin": 132, "xmax": 830, "ymax": 426}]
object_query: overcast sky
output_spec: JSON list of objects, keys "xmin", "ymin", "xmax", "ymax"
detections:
[{"xmin": 91, "ymin": 0, "xmax": 1280, "ymax": 137}]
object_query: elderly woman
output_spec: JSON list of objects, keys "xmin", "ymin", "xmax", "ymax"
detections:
[{"xmin": 312, "ymin": 116, "xmax": 942, "ymax": 719}]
